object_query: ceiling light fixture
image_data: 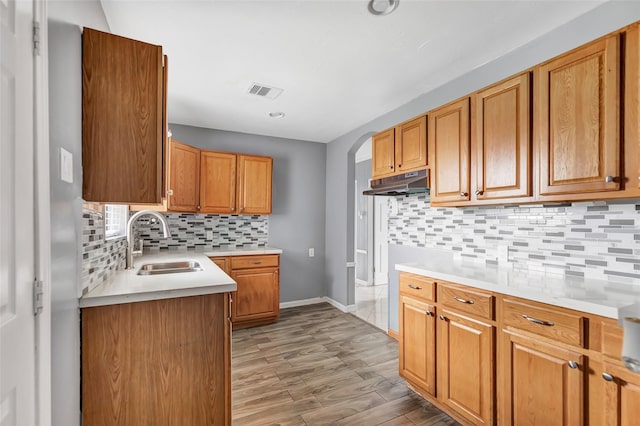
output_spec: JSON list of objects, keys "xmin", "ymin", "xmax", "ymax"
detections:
[
  {"xmin": 269, "ymin": 112, "xmax": 285, "ymax": 119},
  {"xmin": 367, "ymin": 0, "xmax": 399, "ymax": 16}
]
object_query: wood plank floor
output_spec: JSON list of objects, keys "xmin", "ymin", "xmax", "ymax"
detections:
[{"xmin": 232, "ymin": 303, "xmax": 459, "ymax": 426}]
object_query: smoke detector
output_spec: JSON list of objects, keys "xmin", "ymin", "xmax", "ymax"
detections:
[{"xmin": 247, "ymin": 82, "xmax": 284, "ymax": 100}]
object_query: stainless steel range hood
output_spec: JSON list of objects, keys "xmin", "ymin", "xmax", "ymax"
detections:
[{"xmin": 363, "ymin": 169, "xmax": 430, "ymax": 196}]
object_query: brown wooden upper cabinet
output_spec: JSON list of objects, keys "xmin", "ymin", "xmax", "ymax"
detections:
[
  {"xmin": 200, "ymin": 152, "xmax": 272, "ymax": 215},
  {"xmin": 472, "ymin": 73, "xmax": 532, "ymax": 202},
  {"xmin": 429, "ymin": 98, "xmax": 471, "ymax": 204},
  {"xmin": 167, "ymin": 140, "xmax": 200, "ymax": 212},
  {"xmin": 82, "ymin": 28, "xmax": 166, "ymax": 203},
  {"xmin": 372, "ymin": 116, "xmax": 427, "ymax": 179},
  {"xmin": 626, "ymin": 24, "xmax": 640, "ymax": 194},
  {"xmin": 536, "ymin": 34, "xmax": 621, "ymax": 197}
]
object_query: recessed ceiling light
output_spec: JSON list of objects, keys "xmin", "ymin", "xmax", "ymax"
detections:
[
  {"xmin": 269, "ymin": 112, "xmax": 285, "ymax": 119},
  {"xmin": 368, "ymin": 0, "xmax": 399, "ymax": 16}
]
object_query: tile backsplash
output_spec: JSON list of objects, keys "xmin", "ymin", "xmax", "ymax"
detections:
[
  {"xmin": 388, "ymin": 195, "xmax": 640, "ymax": 283},
  {"xmin": 81, "ymin": 208, "xmax": 269, "ymax": 291},
  {"xmin": 134, "ymin": 213, "xmax": 268, "ymax": 250},
  {"xmin": 81, "ymin": 207, "xmax": 127, "ymax": 292}
]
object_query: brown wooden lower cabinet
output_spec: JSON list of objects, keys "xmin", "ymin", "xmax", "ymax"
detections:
[
  {"xmin": 399, "ymin": 294, "xmax": 436, "ymax": 396},
  {"xmin": 81, "ymin": 293, "xmax": 231, "ymax": 426},
  {"xmin": 500, "ymin": 330, "xmax": 584, "ymax": 426},
  {"xmin": 398, "ymin": 271, "xmax": 638, "ymax": 426},
  {"xmin": 210, "ymin": 254, "xmax": 281, "ymax": 329},
  {"xmin": 438, "ymin": 309, "xmax": 495, "ymax": 426}
]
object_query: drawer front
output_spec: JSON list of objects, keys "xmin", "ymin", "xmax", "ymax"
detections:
[
  {"xmin": 399, "ymin": 273, "xmax": 436, "ymax": 302},
  {"xmin": 231, "ymin": 255, "xmax": 279, "ymax": 270},
  {"xmin": 502, "ymin": 298, "xmax": 584, "ymax": 347},
  {"xmin": 438, "ymin": 283, "xmax": 494, "ymax": 320}
]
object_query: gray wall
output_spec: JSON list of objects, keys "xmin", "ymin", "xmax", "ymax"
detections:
[
  {"xmin": 48, "ymin": 2, "xmax": 109, "ymax": 424},
  {"xmin": 324, "ymin": 1, "xmax": 640, "ymax": 307},
  {"xmin": 169, "ymin": 124, "xmax": 327, "ymax": 303}
]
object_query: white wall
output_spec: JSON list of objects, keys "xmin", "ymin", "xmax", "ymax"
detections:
[{"xmin": 324, "ymin": 2, "xmax": 640, "ymax": 306}]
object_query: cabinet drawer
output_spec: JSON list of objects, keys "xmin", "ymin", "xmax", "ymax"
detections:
[
  {"xmin": 231, "ymin": 255, "xmax": 279, "ymax": 270},
  {"xmin": 502, "ymin": 298, "xmax": 584, "ymax": 347},
  {"xmin": 601, "ymin": 321, "xmax": 623, "ymax": 359},
  {"xmin": 438, "ymin": 283, "xmax": 494, "ymax": 320},
  {"xmin": 399, "ymin": 273, "xmax": 435, "ymax": 302}
]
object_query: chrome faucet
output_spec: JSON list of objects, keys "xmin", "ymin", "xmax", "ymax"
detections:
[{"xmin": 126, "ymin": 210, "xmax": 172, "ymax": 269}]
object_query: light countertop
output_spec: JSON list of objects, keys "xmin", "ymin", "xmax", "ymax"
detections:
[
  {"xmin": 80, "ymin": 252, "xmax": 237, "ymax": 308},
  {"xmin": 203, "ymin": 246, "xmax": 283, "ymax": 257},
  {"xmin": 395, "ymin": 249, "xmax": 640, "ymax": 319}
]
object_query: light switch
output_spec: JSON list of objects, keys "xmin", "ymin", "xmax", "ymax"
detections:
[{"xmin": 60, "ymin": 148, "xmax": 73, "ymax": 183}]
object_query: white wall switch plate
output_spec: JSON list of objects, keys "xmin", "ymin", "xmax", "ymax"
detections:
[
  {"xmin": 308, "ymin": 248, "xmax": 314, "ymax": 257},
  {"xmin": 60, "ymin": 148, "xmax": 73, "ymax": 183}
]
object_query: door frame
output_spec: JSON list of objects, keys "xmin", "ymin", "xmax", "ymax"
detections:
[{"xmin": 34, "ymin": 0, "xmax": 52, "ymax": 423}]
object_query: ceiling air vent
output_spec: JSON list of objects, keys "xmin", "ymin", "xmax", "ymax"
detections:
[{"xmin": 247, "ymin": 82, "xmax": 283, "ymax": 100}]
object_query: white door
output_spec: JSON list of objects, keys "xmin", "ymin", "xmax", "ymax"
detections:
[
  {"xmin": 1, "ymin": 0, "xmax": 37, "ymax": 424},
  {"xmin": 373, "ymin": 197, "xmax": 388, "ymax": 285}
]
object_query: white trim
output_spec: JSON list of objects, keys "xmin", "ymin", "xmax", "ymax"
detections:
[
  {"xmin": 33, "ymin": 1, "xmax": 51, "ymax": 424},
  {"xmin": 355, "ymin": 278, "xmax": 371, "ymax": 286},
  {"xmin": 279, "ymin": 298, "xmax": 325, "ymax": 309},
  {"xmin": 322, "ymin": 297, "xmax": 356, "ymax": 313}
]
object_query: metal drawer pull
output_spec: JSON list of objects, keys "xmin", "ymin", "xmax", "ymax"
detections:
[
  {"xmin": 252, "ymin": 261, "xmax": 262, "ymax": 265},
  {"xmin": 408, "ymin": 285, "xmax": 422, "ymax": 290},
  {"xmin": 568, "ymin": 361, "xmax": 578, "ymax": 369},
  {"xmin": 522, "ymin": 314, "xmax": 555, "ymax": 327},
  {"xmin": 453, "ymin": 296, "xmax": 474, "ymax": 305},
  {"xmin": 602, "ymin": 373, "xmax": 614, "ymax": 382}
]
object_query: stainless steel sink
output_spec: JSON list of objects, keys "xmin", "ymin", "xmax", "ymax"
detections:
[{"xmin": 136, "ymin": 261, "xmax": 203, "ymax": 276}]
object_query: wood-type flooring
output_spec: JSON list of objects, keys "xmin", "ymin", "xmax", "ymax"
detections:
[{"xmin": 232, "ymin": 303, "xmax": 459, "ymax": 426}]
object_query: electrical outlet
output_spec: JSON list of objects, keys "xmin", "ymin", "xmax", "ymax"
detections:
[
  {"xmin": 60, "ymin": 148, "xmax": 73, "ymax": 183},
  {"xmin": 206, "ymin": 230, "xmax": 214, "ymax": 240},
  {"xmin": 308, "ymin": 248, "xmax": 314, "ymax": 257}
]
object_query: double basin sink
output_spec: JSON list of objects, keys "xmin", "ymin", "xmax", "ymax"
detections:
[{"xmin": 137, "ymin": 261, "xmax": 203, "ymax": 276}]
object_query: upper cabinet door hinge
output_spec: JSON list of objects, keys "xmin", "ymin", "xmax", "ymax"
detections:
[
  {"xmin": 32, "ymin": 21, "xmax": 41, "ymax": 56},
  {"xmin": 34, "ymin": 278, "xmax": 44, "ymax": 315}
]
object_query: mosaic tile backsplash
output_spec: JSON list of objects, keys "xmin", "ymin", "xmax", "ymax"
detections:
[
  {"xmin": 81, "ymin": 207, "xmax": 127, "ymax": 292},
  {"xmin": 134, "ymin": 213, "xmax": 269, "ymax": 250},
  {"xmin": 388, "ymin": 195, "xmax": 640, "ymax": 283}
]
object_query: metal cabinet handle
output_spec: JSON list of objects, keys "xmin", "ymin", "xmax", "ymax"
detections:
[
  {"xmin": 568, "ymin": 361, "xmax": 578, "ymax": 369},
  {"xmin": 398, "ymin": 164, "xmax": 402, "ymax": 168},
  {"xmin": 453, "ymin": 296, "xmax": 474, "ymax": 305},
  {"xmin": 460, "ymin": 192, "xmax": 468, "ymax": 197},
  {"xmin": 408, "ymin": 284, "xmax": 422, "ymax": 290},
  {"xmin": 602, "ymin": 373, "xmax": 614, "ymax": 382},
  {"xmin": 522, "ymin": 314, "xmax": 555, "ymax": 327},
  {"xmin": 252, "ymin": 261, "xmax": 262, "ymax": 265},
  {"xmin": 388, "ymin": 165, "xmax": 393, "ymax": 169},
  {"xmin": 197, "ymin": 205, "xmax": 201, "ymax": 210},
  {"xmin": 439, "ymin": 315, "xmax": 446, "ymax": 321},
  {"xmin": 426, "ymin": 311, "xmax": 434, "ymax": 317},
  {"xmin": 605, "ymin": 176, "xmax": 618, "ymax": 183},
  {"xmin": 230, "ymin": 207, "xmax": 235, "ymax": 211},
  {"xmin": 475, "ymin": 190, "xmax": 483, "ymax": 196}
]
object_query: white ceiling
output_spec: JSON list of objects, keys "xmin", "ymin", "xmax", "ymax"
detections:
[{"xmin": 100, "ymin": 0, "xmax": 605, "ymax": 143}]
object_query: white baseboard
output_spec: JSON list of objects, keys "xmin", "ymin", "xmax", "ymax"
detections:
[
  {"xmin": 279, "ymin": 297, "xmax": 325, "ymax": 309},
  {"xmin": 355, "ymin": 278, "xmax": 372, "ymax": 286},
  {"xmin": 279, "ymin": 297, "xmax": 356, "ymax": 313},
  {"xmin": 323, "ymin": 297, "xmax": 356, "ymax": 313}
]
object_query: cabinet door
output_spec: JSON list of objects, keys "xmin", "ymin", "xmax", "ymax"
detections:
[
  {"xmin": 231, "ymin": 267, "xmax": 279, "ymax": 322},
  {"xmin": 372, "ymin": 128, "xmax": 396, "ymax": 178},
  {"xmin": 437, "ymin": 310, "xmax": 494, "ymax": 426},
  {"xmin": 200, "ymin": 151, "xmax": 237, "ymax": 214},
  {"xmin": 429, "ymin": 98, "xmax": 471, "ymax": 203},
  {"xmin": 237, "ymin": 155, "xmax": 272, "ymax": 215},
  {"xmin": 82, "ymin": 28, "xmax": 164, "ymax": 203},
  {"xmin": 626, "ymin": 24, "xmax": 640, "ymax": 193},
  {"xmin": 399, "ymin": 295, "xmax": 436, "ymax": 396},
  {"xmin": 167, "ymin": 140, "xmax": 200, "ymax": 212},
  {"xmin": 501, "ymin": 331, "xmax": 584, "ymax": 426},
  {"xmin": 396, "ymin": 116, "xmax": 427, "ymax": 173},
  {"xmin": 536, "ymin": 34, "xmax": 620, "ymax": 196},
  {"xmin": 473, "ymin": 73, "xmax": 531, "ymax": 201},
  {"xmin": 600, "ymin": 361, "xmax": 640, "ymax": 426}
]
